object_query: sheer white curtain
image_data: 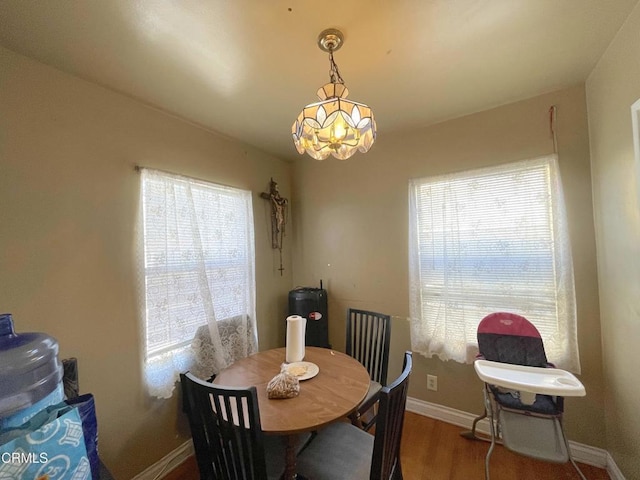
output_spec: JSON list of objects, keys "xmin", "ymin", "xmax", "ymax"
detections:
[
  {"xmin": 408, "ymin": 155, "xmax": 580, "ymax": 373},
  {"xmin": 138, "ymin": 168, "xmax": 257, "ymax": 398}
]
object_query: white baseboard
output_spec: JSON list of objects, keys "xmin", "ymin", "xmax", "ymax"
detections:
[
  {"xmin": 406, "ymin": 396, "xmax": 625, "ymax": 478},
  {"xmin": 606, "ymin": 452, "xmax": 627, "ymax": 480},
  {"xmin": 131, "ymin": 440, "xmax": 194, "ymax": 480},
  {"xmin": 134, "ymin": 398, "xmax": 626, "ymax": 480},
  {"xmin": 406, "ymin": 396, "xmax": 492, "ymax": 434}
]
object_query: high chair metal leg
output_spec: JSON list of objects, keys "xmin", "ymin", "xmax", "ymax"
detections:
[
  {"xmin": 460, "ymin": 408, "xmax": 487, "ymax": 440},
  {"xmin": 560, "ymin": 420, "xmax": 587, "ymax": 480},
  {"xmin": 483, "ymin": 386, "xmax": 497, "ymax": 480},
  {"xmin": 461, "ymin": 388, "xmax": 490, "ymax": 441},
  {"xmin": 569, "ymin": 456, "xmax": 587, "ymax": 480}
]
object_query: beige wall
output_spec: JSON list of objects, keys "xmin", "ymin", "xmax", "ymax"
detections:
[
  {"xmin": 291, "ymin": 84, "xmax": 605, "ymax": 447},
  {"xmin": 586, "ymin": 1, "xmax": 640, "ymax": 477},
  {"xmin": 0, "ymin": 46, "xmax": 292, "ymax": 478}
]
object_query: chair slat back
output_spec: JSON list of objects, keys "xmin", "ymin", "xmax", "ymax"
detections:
[
  {"xmin": 181, "ymin": 372, "xmax": 268, "ymax": 480},
  {"xmin": 371, "ymin": 351, "xmax": 412, "ymax": 480},
  {"xmin": 346, "ymin": 309, "xmax": 392, "ymax": 386}
]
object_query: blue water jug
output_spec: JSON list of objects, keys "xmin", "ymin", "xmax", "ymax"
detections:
[{"xmin": 0, "ymin": 313, "xmax": 64, "ymax": 430}]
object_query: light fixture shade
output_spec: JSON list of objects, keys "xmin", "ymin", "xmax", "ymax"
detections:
[{"xmin": 292, "ymin": 83, "xmax": 376, "ymax": 160}]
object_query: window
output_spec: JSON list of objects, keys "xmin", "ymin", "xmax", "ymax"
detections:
[
  {"xmin": 408, "ymin": 155, "xmax": 580, "ymax": 372},
  {"xmin": 139, "ymin": 168, "xmax": 256, "ymax": 398}
]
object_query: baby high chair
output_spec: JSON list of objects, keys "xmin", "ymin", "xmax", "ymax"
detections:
[{"xmin": 461, "ymin": 312, "xmax": 587, "ymax": 480}]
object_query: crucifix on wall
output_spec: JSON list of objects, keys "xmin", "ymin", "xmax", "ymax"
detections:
[{"xmin": 260, "ymin": 178, "xmax": 288, "ymax": 275}]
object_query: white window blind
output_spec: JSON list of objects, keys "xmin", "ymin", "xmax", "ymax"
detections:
[
  {"xmin": 408, "ymin": 155, "xmax": 580, "ymax": 372},
  {"xmin": 139, "ymin": 168, "xmax": 256, "ymax": 398}
]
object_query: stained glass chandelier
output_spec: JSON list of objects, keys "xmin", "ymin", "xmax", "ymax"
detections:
[{"xmin": 292, "ymin": 29, "xmax": 376, "ymax": 160}]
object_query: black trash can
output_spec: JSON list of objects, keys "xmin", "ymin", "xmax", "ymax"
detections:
[{"xmin": 288, "ymin": 287, "xmax": 330, "ymax": 348}]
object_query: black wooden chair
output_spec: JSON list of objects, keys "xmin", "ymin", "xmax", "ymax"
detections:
[
  {"xmin": 296, "ymin": 351, "xmax": 412, "ymax": 480},
  {"xmin": 181, "ymin": 372, "xmax": 308, "ymax": 480},
  {"xmin": 346, "ymin": 308, "xmax": 392, "ymax": 431}
]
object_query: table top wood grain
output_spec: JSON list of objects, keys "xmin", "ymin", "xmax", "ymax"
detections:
[{"xmin": 214, "ymin": 346, "xmax": 371, "ymax": 435}]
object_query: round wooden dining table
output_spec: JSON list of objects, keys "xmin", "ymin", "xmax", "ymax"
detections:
[{"xmin": 214, "ymin": 346, "xmax": 371, "ymax": 480}]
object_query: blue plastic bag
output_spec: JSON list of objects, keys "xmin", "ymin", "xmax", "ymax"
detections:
[
  {"xmin": 65, "ymin": 394, "xmax": 100, "ymax": 479},
  {"xmin": 0, "ymin": 402, "xmax": 92, "ymax": 479}
]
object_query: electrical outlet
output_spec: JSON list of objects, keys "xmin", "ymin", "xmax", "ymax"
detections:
[{"xmin": 427, "ymin": 374, "xmax": 438, "ymax": 391}]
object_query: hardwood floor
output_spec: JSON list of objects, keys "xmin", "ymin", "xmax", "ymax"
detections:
[
  {"xmin": 401, "ymin": 412, "xmax": 608, "ymax": 480},
  {"xmin": 163, "ymin": 412, "xmax": 609, "ymax": 480}
]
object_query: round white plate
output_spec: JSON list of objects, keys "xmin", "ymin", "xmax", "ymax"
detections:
[{"xmin": 285, "ymin": 361, "xmax": 319, "ymax": 381}]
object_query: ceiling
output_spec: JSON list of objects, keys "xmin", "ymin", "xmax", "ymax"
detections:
[{"xmin": 0, "ymin": 1, "xmax": 637, "ymax": 161}]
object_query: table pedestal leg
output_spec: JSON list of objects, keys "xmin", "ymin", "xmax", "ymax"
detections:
[
  {"xmin": 284, "ymin": 435, "xmax": 297, "ymax": 480},
  {"xmin": 283, "ymin": 435, "xmax": 307, "ymax": 480}
]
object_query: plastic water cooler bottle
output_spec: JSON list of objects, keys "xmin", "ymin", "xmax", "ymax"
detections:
[{"xmin": 0, "ymin": 313, "xmax": 64, "ymax": 430}]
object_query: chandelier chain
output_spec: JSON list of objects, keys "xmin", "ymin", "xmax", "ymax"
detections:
[{"xmin": 328, "ymin": 50, "xmax": 345, "ymax": 85}]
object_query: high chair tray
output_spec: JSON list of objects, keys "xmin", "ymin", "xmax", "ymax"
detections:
[{"xmin": 474, "ymin": 360, "xmax": 586, "ymax": 397}]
